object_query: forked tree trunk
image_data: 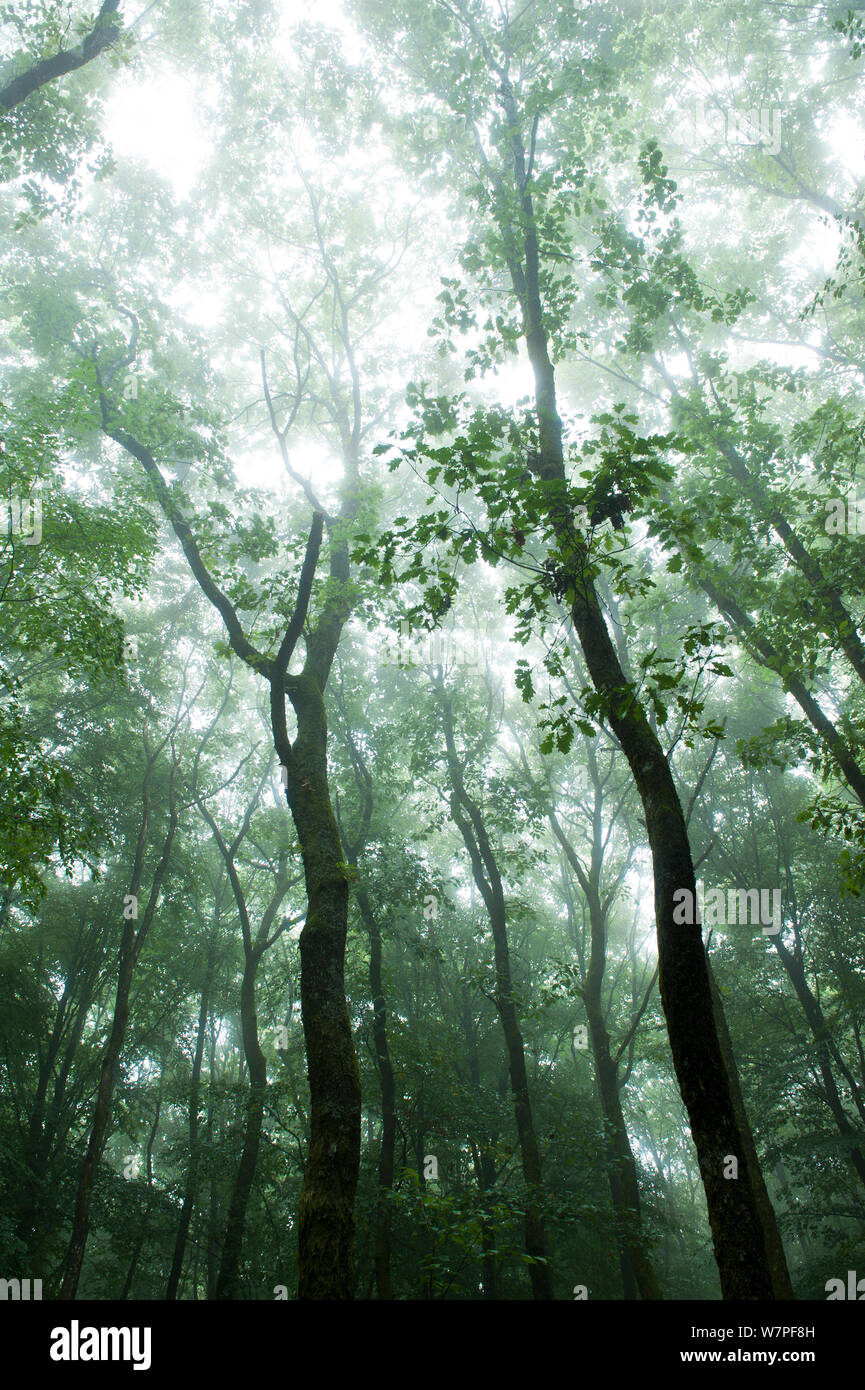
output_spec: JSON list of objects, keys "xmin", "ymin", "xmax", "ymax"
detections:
[{"xmin": 105, "ymin": 420, "xmax": 363, "ymax": 1300}]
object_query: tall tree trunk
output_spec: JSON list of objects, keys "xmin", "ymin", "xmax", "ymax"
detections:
[
  {"xmin": 106, "ymin": 420, "xmax": 363, "ymax": 1300},
  {"xmin": 471, "ymin": 1144, "xmax": 499, "ymax": 1300},
  {"xmin": 206, "ymin": 1041, "xmax": 221, "ymax": 1303},
  {"xmin": 272, "ymin": 659, "xmax": 361, "ymax": 1300},
  {"xmin": 549, "ymin": 806, "xmax": 662, "ymax": 1299},
  {"xmin": 332, "ymin": 693, "xmax": 399, "ymax": 1301},
  {"xmin": 289, "ymin": 765, "xmax": 359, "ymax": 1299},
  {"xmin": 490, "ymin": 79, "xmax": 793, "ymax": 1298},
  {"xmin": 463, "ymin": 991, "xmax": 499, "ymax": 1301},
  {"xmin": 441, "ymin": 693, "xmax": 554, "ymax": 1299},
  {"xmin": 17, "ymin": 921, "xmax": 98, "ymax": 1255},
  {"xmin": 356, "ymin": 886, "xmax": 396, "ymax": 1300},
  {"xmin": 198, "ymin": 788, "xmax": 295, "ymax": 1300},
  {"xmin": 120, "ymin": 1092, "xmax": 161, "ymax": 1299},
  {"xmin": 561, "ymin": 511, "xmax": 791, "ymax": 1298},
  {"xmin": 59, "ymin": 751, "xmax": 178, "ymax": 1300},
  {"xmin": 584, "ymin": 922, "xmax": 662, "ymax": 1299},
  {"xmin": 166, "ymin": 941, "xmax": 215, "ymax": 1299},
  {"xmin": 26, "ymin": 959, "xmax": 100, "ymax": 1267},
  {"xmin": 771, "ymin": 937, "xmax": 865, "ymax": 1188},
  {"xmin": 216, "ymin": 946, "xmax": 268, "ymax": 1298}
]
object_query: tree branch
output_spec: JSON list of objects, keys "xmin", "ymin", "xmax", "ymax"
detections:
[
  {"xmin": 0, "ymin": 1, "xmax": 123, "ymax": 111},
  {"xmin": 103, "ymin": 421, "xmax": 269, "ymax": 675}
]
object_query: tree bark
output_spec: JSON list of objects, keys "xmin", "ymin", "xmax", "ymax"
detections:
[
  {"xmin": 705, "ymin": 958, "xmax": 795, "ymax": 1298},
  {"xmin": 332, "ymin": 700, "xmax": 398, "ymax": 1302},
  {"xmin": 462, "ymin": 986, "xmax": 500, "ymax": 1300},
  {"xmin": 17, "ymin": 919, "xmax": 102, "ymax": 1260},
  {"xmin": 119, "ymin": 1091, "xmax": 161, "ymax": 1299},
  {"xmin": 197, "ymin": 786, "xmax": 295, "ymax": 1300}
]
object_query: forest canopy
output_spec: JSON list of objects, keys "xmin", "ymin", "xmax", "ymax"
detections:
[{"xmin": 2, "ymin": 0, "xmax": 865, "ymax": 1311}]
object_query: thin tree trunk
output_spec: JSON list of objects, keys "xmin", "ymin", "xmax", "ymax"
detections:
[
  {"xmin": 356, "ymin": 886, "xmax": 396, "ymax": 1300},
  {"xmin": 203, "ymin": 1013, "xmax": 221, "ymax": 1299},
  {"xmin": 710, "ymin": 430, "xmax": 865, "ymax": 687},
  {"xmin": 26, "ymin": 956, "xmax": 101, "ymax": 1267},
  {"xmin": 441, "ymin": 693, "xmax": 554, "ymax": 1299},
  {"xmin": 197, "ymin": 790, "xmax": 294, "ymax": 1301},
  {"xmin": 215, "ymin": 947, "xmax": 268, "ymax": 1298},
  {"xmin": 331, "ymin": 698, "xmax": 397, "ymax": 1303},
  {"xmin": 463, "ymin": 994, "xmax": 499, "ymax": 1301},
  {"xmin": 771, "ymin": 937, "xmax": 865, "ymax": 1189},
  {"xmin": 471, "ymin": 1144, "xmax": 499, "ymax": 1300},
  {"xmin": 17, "ymin": 923, "xmax": 94, "ymax": 1253},
  {"xmin": 549, "ymin": 807, "xmax": 662, "ymax": 1299},
  {"xmin": 584, "ymin": 930, "xmax": 662, "ymax": 1299},
  {"xmin": 59, "ymin": 750, "xmax": 178, "ymax": 1299},
  {"xmin": 166, "ymin": 941, "xmax": 215, "ymax": 1299},
  {"xmin": 698, "ymin": 573, "xmax": 865, "ymax": 808},
  {"xmin": 120, "ymin": 1093, "xmax": 161, "ymax": 1299}
]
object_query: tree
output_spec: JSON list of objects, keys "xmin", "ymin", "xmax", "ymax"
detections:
[
  {"xmin": 355, "ymin": 0, "xmax": 793, "ymax": 1299},
  {"xmin": 438, "ymin": 678, "xmax": 554, "ymax": 1297}
]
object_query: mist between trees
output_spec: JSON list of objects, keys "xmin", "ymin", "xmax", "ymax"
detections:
[{"xmin": 1, "ymin": 0, "xmax": 865, "ymax": 1302}]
